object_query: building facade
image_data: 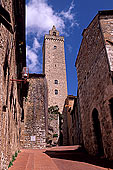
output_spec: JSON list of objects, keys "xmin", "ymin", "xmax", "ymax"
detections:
[
  {"xmin": 43, "ymin": 26, "xmax": 67, "ymax": 113},
  {"xmin": 62, "ymin": 95, "xmax": 82, "ymax": 146},
  {"xmin": 0, "ymin": 0, "xmax": 25, "ymax": 169},
  {"xmin": 20, "ymin": 74, "xmax": 48, "ymax": 149},
  {"xmin": 62, "ymin": 95, "xmax": 75, "ymax": 145},
  {"xmin": 70, "ymin": 95, "xmax": 83, "ymax": 145},
  {"xmin": 76, "ymin": 10, "xmax": 113, "ymax": 159},
  {"xmin": 48, "ymin": 105, "xmax": 60, "ymax": 146}
]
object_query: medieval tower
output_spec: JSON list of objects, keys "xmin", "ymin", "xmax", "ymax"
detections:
[{"xmin": 43, "ymin": 26, "xmax": 67, "ymax": 113}]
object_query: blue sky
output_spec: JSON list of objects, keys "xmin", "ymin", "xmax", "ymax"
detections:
[{"xmin": 26, "ymin": 0, "xmax": 113, "ymax": 96}]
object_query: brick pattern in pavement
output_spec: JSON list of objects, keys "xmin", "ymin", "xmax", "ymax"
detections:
[{"xmin": 9, "ymin": 149, "xmax": 59, "ymax": 170}]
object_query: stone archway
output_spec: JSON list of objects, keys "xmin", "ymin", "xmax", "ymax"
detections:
[
  {"xmin": 109, "ymin": 98, "xmax": 113, "ymax": 124},
  {"xmin": 92, "ymin": 108, "xmax": 104, "ymax": 156}
]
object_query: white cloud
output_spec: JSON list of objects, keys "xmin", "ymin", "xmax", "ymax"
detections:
[
  {"xmin": 60, "ymin": 1, "xmax": 75, "ymax": 20},
  {"xmin": 60, "ymin": 1, "xmax": 79, "ymax": 27},
  {"xmin": 33, "ymin": 38, "xmax": 41, "ymax": 52},
  {"xmin": 26, "ymin": 45, "xmax": 41, "ymax": 73},
  {"xmin": 26, "ymin": 0, "xmax": 65, "ymax": 36},
  {"xmin": 26, "ymin": 0, "xmax": 78, "ymax": 73}
]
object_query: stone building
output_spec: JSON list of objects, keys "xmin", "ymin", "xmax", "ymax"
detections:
[
  {"xmin": 70, "ymin": 95, "xmax": 83, "ymax": 145},
  {"xmin": 62, "ymin": 95, "xmax": 75, "ymax": 145},
  {"xmin": 0, "ymin": 0, "xmax": 25, "ymax": 169},
  {"xmin": 20, "ymin": 74, "xmax": 48, "ymax": 149},
  {"xmin": 48, "ymin": 105, "xmax": 60, "ymax": 146},
  {"xmin": 43, "ymin": 26, "xmax": 67, "ymax": 113},
  {"xmin": 76, "ymin": 10, "xmax": 113, "ymax": 159},
  {"xmin": 62, "ymin": 95, "xmax": 82, "ymax": 146}
]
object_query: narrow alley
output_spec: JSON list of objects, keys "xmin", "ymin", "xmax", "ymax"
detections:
[{"xmin": 9, "ymin": 146, "xmax": 113, "ymax": 170}]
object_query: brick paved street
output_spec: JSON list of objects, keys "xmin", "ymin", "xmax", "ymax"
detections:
[{"xmin": 9, "ymin": 146, "xmax": 113, "ymax": 170}]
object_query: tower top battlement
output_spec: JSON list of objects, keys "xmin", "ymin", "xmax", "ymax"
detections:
[
  {"xmin": 49, "ymin": 25, "xmax": 59, "ymax": 36},
  {"xmin": 44, "ymin": 26, "xmax": 64, "ymax": 42}
]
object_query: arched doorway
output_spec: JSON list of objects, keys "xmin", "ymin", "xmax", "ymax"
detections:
[
  {"xmin": 109, "ymin": 98, "xmax": 113, "ymax": 124},
  {"xmin": 92, "ymin": 108, "xmax": 104, "ymax": 156}
]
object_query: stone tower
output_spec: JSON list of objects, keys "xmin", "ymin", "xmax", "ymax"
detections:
[{"xmin": 43, "ymin": 26, "xmax": 67, "ymax": 113}]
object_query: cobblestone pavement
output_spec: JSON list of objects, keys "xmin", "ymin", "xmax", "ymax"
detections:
[{"xmin": 9, "ymin": 146, "xmax": 113, "ymax": 170}]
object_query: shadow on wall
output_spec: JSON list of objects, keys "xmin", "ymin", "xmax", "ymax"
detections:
[{"xmin": 45, "ymin": 146, "xmax": 113, "ymax": 169}]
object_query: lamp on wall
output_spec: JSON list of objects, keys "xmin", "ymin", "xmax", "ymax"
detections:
[
  {"xmin": 22, "ymin": 67, "xmax": 29, "ymax": 80},
  {"xmin": 10, "ymin": 67, "xmax": 29, "ymax": 83}
]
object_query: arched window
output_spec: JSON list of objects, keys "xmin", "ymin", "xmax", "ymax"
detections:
[
  {"xmin": 54, "ymin": 80, "xmax": 58, "ymax": 84},
  {"xmin": 54, "ymin": 45, "xmax": 57, "ymax": 49},
  {"xmin": 53, "ymin": 32, "xmax": 56, "ymax": 36},
  {"xmin": 55, "ymin": 89, "xmax": 58, "ymax": 95}
]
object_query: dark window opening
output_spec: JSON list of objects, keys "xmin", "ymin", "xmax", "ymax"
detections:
[
  {"xmin": 14, "ymin": 99, "xmax": 17, "ymax": 122},
  {"xmin": 3, "ymin": 40, "xmax": 9, "ymax": 79},
  {"xmin": 53, "ymin": 32, "xmax": 56, "ymax": 36},
  {"xmin": 112, "ymin": 77, "xmax": 113, "ymax": 84},
  {"xmin": 55, "ymin": 89, "xmax": 58, "ymax": 95},
  {"xmin": 10, "ymin": 82, "xmax": 14, "ymax": 110},
  {"xmin": 92, "ymin": 108, "xmax": 104, "ymax": 156},
  {"xmin": 72, "ymin": 136, "xmax": 74, "ymax": 145},
  {"xmin": 2, "ymin": 105, "xmax": 7, "ymax": 112},
  {"xmin": 21, "ymin": 108, "xmax": 24, "ymax": 122},
  {"xmin": 0, "ymin": 15, "xmax": 13, "ymax": 33},
  {"xmin": 0, "ymin": 5, "xmax": 11, "ymax": 23},
  {"xmin": 109, "ymin": 98, "xmax": 113, "ymax": 124},
  {"xmin": 55, "ymin": 80, "xmax": 58, "ymax": 84},
  {"xmin": 54, "ymin": 46, "xmax": 57, "ymax": 49}
]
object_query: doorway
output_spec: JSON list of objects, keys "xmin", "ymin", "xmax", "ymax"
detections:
[
  {"xmin": 109, "ymin": 98, "xmax": 113, "ymax": 125},
  {"xmin": 92, "ymin": 108, "xmax": 104, "ymax": 156}
]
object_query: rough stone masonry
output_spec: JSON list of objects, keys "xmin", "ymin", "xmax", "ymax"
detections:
[
  {"xmin": 21, "ymin": 74, "xmax": 48, "ymax": 149},
  {"xmin": 43, "ymin": 26, "xmax": 67, "ymax": 113},
  {"xmin": 0, "ymin": 0, "xmax": 26, "ymax": 169},
  {"xmin": 76, "ymin": 10, "xmax": 113, "ymax": 160}
]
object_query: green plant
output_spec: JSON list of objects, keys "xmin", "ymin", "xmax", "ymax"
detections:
[
  {"xmin": 53, "ymin": 134, "xmax": 58, "ymax": 137},
  {"xmin": 48, "ymin": 105, "xmax": 60, "ymax": 115},
  {"xmin": 18, "ymin": 150, "xmax": 21, "ymax": 153},
  {"xmin": 15, "ymin": 151, "xmax": 18, "ymax": 157},
  {"xmin": 8, "ymin": 161, "xmax": 13, "ymax": 168},
  {"xmin": 12, "ymin": 155, "xmax": 15, "ymax": 162}
]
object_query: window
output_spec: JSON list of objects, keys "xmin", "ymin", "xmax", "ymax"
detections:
[
  {"xmin": 54, "ymin": 80, "xmax": 58, "ymax": 84},
  {"xmin": 55, "ymin": 89, "xmax": 58, "ymax": 95},
  {"xmin": 53, "ymin": 32, "xmax": 56, "ymax": 36},
  {"xmin": 54, "ymin": 46, "xmax": 57, "ymax": 49}
]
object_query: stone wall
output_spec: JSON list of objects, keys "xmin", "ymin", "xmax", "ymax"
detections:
[
  {"xmin": 43, "ymin": 26, "xmax": 67, "ymax": 113},
  {"xmin": 76, "ymin": 10, "xmax": 113, "ymax": 159},
  {"xmin": 99, "ymin": 12, "xmax": 113, "ymax": 71},
  {"xmin": 21, "ymin": 74, "xmax": 48, "ymax": 149},
  {"xmin": 62, "ymin": 95, "xmax": 75, "ymax": 145},
  {"xmin": 48, "ymin": 106, "xmax": 59, "ymax": 146},
  {"xmin": 0, "ymin": 0, "xmax": 25, "ymax": 169},
  {"xmin": 70, "ymin": 95, "xmax": 83, "ymax": 145},
  {"xmin": 62, "ymin": 95, "xmax": 82, "ymax": 146}
]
